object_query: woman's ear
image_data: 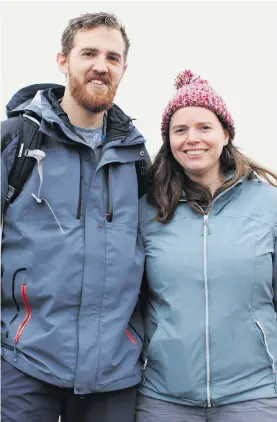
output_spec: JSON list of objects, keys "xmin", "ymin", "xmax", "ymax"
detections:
[{"xmin": 223, "ymin": 130, "xmax": 230, "ymax": 146}]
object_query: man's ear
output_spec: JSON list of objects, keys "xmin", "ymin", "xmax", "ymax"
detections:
[
  {"xmin": 57, "ymin": 52, "xmax": 68, "ymax": 75},
  {"xmin": 121, "ymin": 63, "xmax": 128, "ymax": 80}
]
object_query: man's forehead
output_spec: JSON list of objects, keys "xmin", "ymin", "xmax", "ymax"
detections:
[{"xmin": 73, "ymin": 27, "xmax": 125, "ymax": 54}]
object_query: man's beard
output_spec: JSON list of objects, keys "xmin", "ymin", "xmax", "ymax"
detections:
[{"xmin": 68, "ymin": 70, "xmax": 118, "ymax": 113}]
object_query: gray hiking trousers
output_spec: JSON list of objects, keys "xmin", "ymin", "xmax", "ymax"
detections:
[{"xmin": 136, "ymin": 393, "xmax": 277, "ymax": 422}]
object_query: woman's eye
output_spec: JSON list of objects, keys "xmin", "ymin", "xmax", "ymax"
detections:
[{"xmin": 200, "ymin": 125, "xmax": 211, "ymax": 130}]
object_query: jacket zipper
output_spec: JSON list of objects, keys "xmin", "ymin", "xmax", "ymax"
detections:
[
  {"xmin": 203, "ymin": 214, "xmax": 212, "ymax": 407},
  {"xmin": 142, "ymin": 323, "xmax": 162, "ymax": 384},
  {"xmin": 125, "ymin": 328, "xmax": 137, "ymax": 344},
  {"xmin": 105, "ymin": 165, "xmax": 113, "ymax": 222},
  {"xmin": 6, "ymin": 268, "xmax": 26, "ymax": 338},
  {"xmin": 14, "ymin": 284, "xmax": 32, "ymax": 344},
  {"xmin": 197, "ymin": 180, "xmax": 243, "ymax": 407},
  {"xmin": 76, "ymin": 153, "xmax": 83, "ymax": 220},
  {"xmin": 129, "ymin": 322, "xmax": 143, "ymax": 344},
  {"xmin": 256, "ymin": 321, "xmax": 277, "ymax": 374}
]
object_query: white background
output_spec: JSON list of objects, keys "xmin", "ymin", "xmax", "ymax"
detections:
[{"xmin": 1, "ymin": 1, "xmax": 277, "ymax": 170}]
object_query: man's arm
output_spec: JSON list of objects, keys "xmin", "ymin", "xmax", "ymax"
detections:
[
  {"xmin": 1, "ymin": 150, "xmax": 9, "ymax": 217},
  {"xmin": 1, "ymin": 118, "xmax": 20, "ymax": 216}
]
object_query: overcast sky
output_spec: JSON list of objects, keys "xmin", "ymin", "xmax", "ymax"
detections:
[{"xmin": 1, "ymin": 1, "xmax": 276, "ymax": 171}]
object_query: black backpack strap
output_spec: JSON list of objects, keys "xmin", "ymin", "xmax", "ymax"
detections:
[
  {"xmin": 136, "ymin": 158, "xmax": 150, "ymax": 199},
  {"xmin": 5, "ymin": 111, "xmax": 43, "ymax": 209}
]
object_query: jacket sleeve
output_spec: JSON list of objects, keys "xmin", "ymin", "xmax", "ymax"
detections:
[
  {"xmin": 1, "ymin": 118, "xmax": 20, "ymax": 216},
  {"xmin": 273, "ymin": 236, "xmax": 277, "ymax": 313},
  {"xmin": 1, "ymin": 149, "xmax": 9, "ymax": 216}
]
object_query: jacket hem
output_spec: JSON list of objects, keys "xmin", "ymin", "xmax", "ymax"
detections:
[
  {"xmin": 1, "ymin": 349, "xmax": 73, "ymax": 388},
  {"xmin": 139, "ymin": 384, "xmax": 277, "ymax": 407},
  {"xmin": 93, "ymin": 371, "xmax": 141, "ymax": 393},
  {"xmin": 138, "ymin": 385, "xmax": 206, "ymax": 407},
  {"xmin": 2, "ymin": 346, "xmax": 142, "ymax": 393}
]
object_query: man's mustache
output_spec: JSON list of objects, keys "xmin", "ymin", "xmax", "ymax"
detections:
[{"xmin": 85, "ymin": 73, "xmax": 111, "ymax": 85}]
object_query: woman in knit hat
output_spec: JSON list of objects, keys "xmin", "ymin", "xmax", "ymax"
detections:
[{"xmin": 136, "ymin": 70, "xmax": 277, "ymax": 422}]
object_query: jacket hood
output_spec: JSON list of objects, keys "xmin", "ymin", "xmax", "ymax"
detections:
[{"xmin": 5, "ymin": 83, "xmax": 63, "ymax": 118}]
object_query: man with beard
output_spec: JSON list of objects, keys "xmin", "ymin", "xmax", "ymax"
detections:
[{"xmin": 1, "ymin": 12, "xmax": 149, "ymax": 422}]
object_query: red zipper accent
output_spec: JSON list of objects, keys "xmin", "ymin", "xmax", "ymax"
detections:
[
  {"xmin": 14, "ymin": 284, "xmax": 32, "ymax": 344},
  {"xmin": 125, "ymin": 328, "xmax": 137, "ymax": 345}
]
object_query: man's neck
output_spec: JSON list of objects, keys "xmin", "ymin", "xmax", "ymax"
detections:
[{"xmin": 60, "ymin": 90, "xmax": 105, "ymax": 129}]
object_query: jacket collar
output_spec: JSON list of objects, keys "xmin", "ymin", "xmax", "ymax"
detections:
[
  {"xmin": 39, "ymin": 86, "xmax": 142, "ymax": 147},
  {"xmin": 179, "ymin": 172, "xmax": 245, "ymax": 215}
]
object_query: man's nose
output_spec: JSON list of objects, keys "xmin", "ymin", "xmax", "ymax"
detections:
[{"xmin": 92, "ymin": 55, "xmax": 108, "ymax": 73}]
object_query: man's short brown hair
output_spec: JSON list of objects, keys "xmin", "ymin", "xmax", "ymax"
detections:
[{"xmin": 61, "ymin": 12, "xmax": 130, "ymax": 62}]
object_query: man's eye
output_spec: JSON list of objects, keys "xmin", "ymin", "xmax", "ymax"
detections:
[
  {"xmin": 108, "ymin": 56, "xmax": 119, "ymax": 62},
  {"xmin": 83, "ymin": 52, "xmax": 95, "ymax": 57}
]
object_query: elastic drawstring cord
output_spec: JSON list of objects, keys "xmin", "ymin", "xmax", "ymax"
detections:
[
  {"xmin": 32, "ymin": 196, "xmax": 65, "ymax": 236},
  {"xmin": 26, "ymin": 149, "xmax": 65, "ymax": 236}
]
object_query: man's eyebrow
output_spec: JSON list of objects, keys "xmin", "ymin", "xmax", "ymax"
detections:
[
  {"xmin": 107, "ymin": 50, "xmax": 122, "ymax": 58},
  {"xmin": 80, "ymin": 47, "xmax": 97, "ymax": 53},
  {"xmin": 79, "ymin": 47, "xmax": 122, "ymax": 58}
]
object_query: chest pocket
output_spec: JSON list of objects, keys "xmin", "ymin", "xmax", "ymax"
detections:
[
  {"xmin": 8, "ymin": 144, "xmax": 82, "ymax": 223},
  {"xmin": 107, "ymin": 162, "xmax": 138, "ymax": 227}
]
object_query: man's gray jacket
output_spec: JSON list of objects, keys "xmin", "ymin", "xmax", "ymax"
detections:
[{"xmin": 1, "ymin": 85, "xmax": 148, "ymax": 394}]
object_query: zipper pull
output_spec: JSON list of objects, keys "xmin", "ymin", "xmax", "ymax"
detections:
[
  {"xmin": 202, "ymin": 214, "xmax": 211, "ymax": 235},
  {"xmin": 13, "ymin": 344, "xmax": 17, "ymax": 362},
  {"xmin": 142, "ymin": 358, "xmax": 148, "ymax": 386},
  {"xmin": 142, "ymin": 358, "xmax": 148, "ymax": 371},
  {"xmin": 98, "ymin": 213, "xmax": 112, "ymax": 228}
]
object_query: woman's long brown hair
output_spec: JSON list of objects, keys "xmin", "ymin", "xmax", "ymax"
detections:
[{"xmin": 147, "ymin": 131, "xmax": 277, "ymax": 224}]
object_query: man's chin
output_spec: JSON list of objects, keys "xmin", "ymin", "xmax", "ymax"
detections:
[
  {"xmin": 70, "ymin": 84, "xmax": 116, "ymax": 113},
  {"xmin": 83, "ymin": 92, "xmax": 115, "ymax": 112},
  {"xmin": 83, "ymin": 103, "xmax": 111, "ymax": 113}
]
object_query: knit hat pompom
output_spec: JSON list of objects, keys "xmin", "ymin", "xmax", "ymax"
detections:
[
  {"xmin": 174, "ymin": 70, "xmax": 206, "ymax": 90},
  {"xmin": 161, "ymin": 69, "xmax": 235, "ymax": 141}
]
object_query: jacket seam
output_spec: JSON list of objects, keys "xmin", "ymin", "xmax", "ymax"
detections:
[
  {"xmin": 214, "ymin": 215, "xmax": 276, "ymax": 233},
  {"xmin": 95, "ymin": 185, "xmax": 108, "ymax": 388},
  {"xmin": 250, "ymin": 225, "xmax": 259, "ymax": 321},
  {"xmin": 73, "ymin": 220, "xmax": 86, "ymax": 383},
  {"xmin": 139, "ymin": 210, "xmax": 276, "ymax": 232}
]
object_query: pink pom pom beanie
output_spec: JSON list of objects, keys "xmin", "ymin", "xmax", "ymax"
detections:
[{"xmin": 161, "ymin": 69, "xmax": 235, "ymax": 142}]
